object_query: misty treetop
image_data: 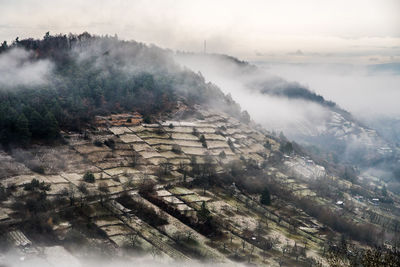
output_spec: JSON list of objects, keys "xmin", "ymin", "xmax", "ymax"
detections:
[
  {"xmin": 0, "ymin": 32, "xmax": 242, "ymax": 147},
  {"xmin": 176, "ymin": 52, "xmax": 337, "ymax": 108}
]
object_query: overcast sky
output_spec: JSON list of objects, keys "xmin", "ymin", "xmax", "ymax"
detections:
[{"xmin": 0, "ymin": 0, "xmax": 399, "ymax": 63}]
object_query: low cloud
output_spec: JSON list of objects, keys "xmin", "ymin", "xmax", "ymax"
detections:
[
  {"xmin": 174, "ymin": 53, "xmax": 400, "ymax": 165},
  {"xmin": 0, "ymin": 48, "xmax": 54, "ymax": 88},
  {"xmin": 1, "ymin": 247, "xmax": 240, "ymax": 267},
  {"xmin": 287, "ymin": 50, "xmax": 304, "ymax": 56},
  {"xmin": 0, "ymin": 0, "xmax": 399, "ymax": 64},
  {"xmin": 259, "ymin": 62, "xmax": 400, "ymax": 119},
  {"xmin": 175, "ymin": 53, "xmax": 331, "ymax": 137}
]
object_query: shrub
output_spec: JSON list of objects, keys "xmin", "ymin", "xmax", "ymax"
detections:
[
  {"xmin": 98, "ymin": 182, "xmax": 109, "ymax": 193},
  {"xmin": 228, "ymin": 138, "xmax": 235, "ymax": 152},
  {"xmin": 138, "ymin": 180, "xmax": 156, "ymax": 195},
  {"xmin": 23, "ymin": 178, "xmax": 51, "ymax": 191},
  {"xmin": 0, "ymin": 185, "xmax": 7, "ymax": 201},
  {"xmin": 143, "ymin": 115, "xmax": 152, "ymax": 124},
  {"xmin": 260, "ymin": 187, "xmax": 271, "ymax": 205},
  {"xmin": 93, "ymin": 140, "xmax": 103, "ymax": 147},
  {"xmin": 192, "ymin": 127, "xmax": 199, "ymax": 137},
  {"xmin": 104, "ymin": 138, "xmax": 115, "ymax": 149},
  {"xmin": 59, "ymin": 187, "xmax": 69, "ymax": 197},
  {"xmin": 24, "ymin": 179, "xmax": 39, "ymax": 191},
  {"xmin": 83, "ymin": 171, "xmax": 95, "ymax": 183},
  {"xmin": 7, "ymin": 183, "xmax": 17, "ymax": 192},
  {"xmin": 172, "ymin": 144, "xmax": 182, "ymax": 154},
  {"xmin": 155, "ymin": 126, "xmax": 165, "ymax": 135},
  {"xmin": 78, "ymin": 182, "xmax": 88, "ymax": 194},
  {"xmin": 200, "ymin": 134, "xmax": 207, "ymax": 148}
]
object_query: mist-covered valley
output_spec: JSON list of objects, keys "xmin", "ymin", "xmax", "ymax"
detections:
[
  {"xmin": 175, "ymin": 52, "xmax": 400, "ymax": 140},
  {"xmin": 175, "ymin": 53, "xmax": 400, "ymax": 183},
  {"xmin": 260, "ymin": 62, "xmax": 400, "ymax": 143}
]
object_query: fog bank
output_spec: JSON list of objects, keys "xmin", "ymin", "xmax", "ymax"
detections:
[
  {"xmin": 0, "ymin": 48, "xmax": 54, "ymax": 88},
  {"xmin": 175, "ymin": 53, "xmax": 331, "ymax": 136},
  {"xmin": 259, "ymin": 62, "xmax": 400, "ymax": 119}
]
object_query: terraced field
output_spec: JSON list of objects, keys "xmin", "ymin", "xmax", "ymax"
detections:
[{"xmin": 1, "ymin": 108, "xmax": 399, "ymax": 266}]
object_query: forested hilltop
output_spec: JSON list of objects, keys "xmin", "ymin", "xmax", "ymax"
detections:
[{"xmin": 0, "ymin": 32, "xmax": 244, "ymax": 147}]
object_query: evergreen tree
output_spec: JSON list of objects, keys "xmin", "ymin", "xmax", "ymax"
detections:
[
  {"xmin": 260, "ymin": 187, "xmax": 271, "ymax": 206},
  {"xmin": 280, "ymin": 141, "xmax": 294, "ymax": 154},
  {"xmin": 50, "ymin": 100, "xmax": 64, "ymax": 123},
  {"xmin": 0, "ymin": 41, "xmax": 7, "ymax": 53},
  {"xmin": 30, "ymin": 110, "xmax": 45, "ymax": 138},
  {"xmin": 15, "ymin": 114, "xmax": 31, "ymax": 145},
  {"xmin": 44, "ymin": 111, "xmax": 59, "ymax": 139},
  {"xmin": 382, "ymin": 185, "xmax": 388, "ymax": 197},
  {"xmin": 0, "ymin": 106, "xmax": 11, "ymax": 145}
]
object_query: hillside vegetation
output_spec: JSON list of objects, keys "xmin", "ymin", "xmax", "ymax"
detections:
[{"xmin": 0, "ymin": 33, "xmax": 243, "ymax": 147}]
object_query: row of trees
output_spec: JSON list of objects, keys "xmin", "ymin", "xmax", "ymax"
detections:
[{"xmin": 0, "ymin": 102, "xmax": 60, "ymax": 146}]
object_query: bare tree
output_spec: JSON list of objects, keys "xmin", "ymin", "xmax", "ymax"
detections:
[
  {"xmin": 128, "ymin": 233, "xmax": 138, "ymax": 248},
  {"xmin": 67, "ymin": 183, "xmax": 76, "ymax": 206}
]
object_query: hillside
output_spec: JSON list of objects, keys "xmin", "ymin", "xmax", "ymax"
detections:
[
  {"xmin": 175, "ymin": 52, "xmax": 400, "ymax": 185},
  {"xmin": 0, "ymin": 33, "xmax": 244, "ymax": 147},
  {"xmin": 1, "ymin": 34, "xmax": 400, "ymax": 266}
]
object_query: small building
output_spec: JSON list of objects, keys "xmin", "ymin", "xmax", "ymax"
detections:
[
  {"xmin": 336, "ymin": 200, "xmax": 344, "ymax": 206},
  {"xmin": 371, "ymin": 198, "xmax": 380, "ymax": 206},
  {"xmin": 354, "ymin": 195, "xmax": 364, "ymax": 202}
]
